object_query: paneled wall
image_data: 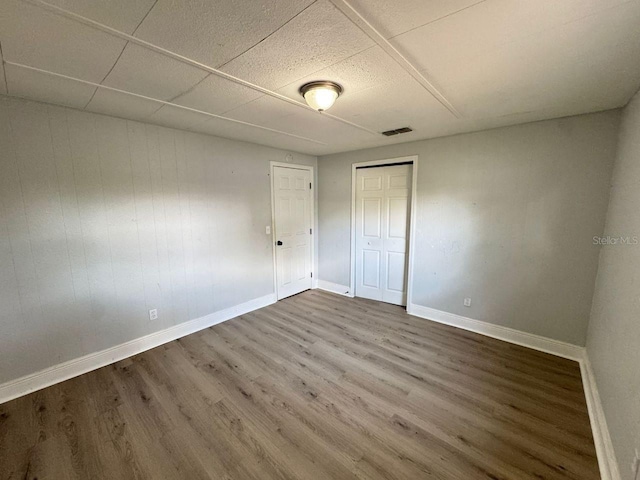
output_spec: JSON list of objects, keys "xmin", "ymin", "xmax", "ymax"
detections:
[
  {"xmin": 318, "ymin": 111, "xmax": 620, "ymax": 345},
  {"xmin": 587, "ymin": 90, "xmax": 640, "ymax": 480},
  {"xmin": 0, "ymin": 96, "xmax": 316, "ymax": 384}
]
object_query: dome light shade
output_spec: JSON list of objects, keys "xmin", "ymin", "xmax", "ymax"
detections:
[{"xmin": 300, "ymin": 81, "xmax": 343, "ymax": 111}]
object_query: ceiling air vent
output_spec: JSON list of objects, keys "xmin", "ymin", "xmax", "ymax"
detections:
[{"xmin": 381, "ymin": 126, "xmax": 413, "ymax": 136}]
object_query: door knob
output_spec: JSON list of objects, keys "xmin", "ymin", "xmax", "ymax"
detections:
[{"xmin": 276, "ymin": 240, "xmax": 283, "ymax": 246}]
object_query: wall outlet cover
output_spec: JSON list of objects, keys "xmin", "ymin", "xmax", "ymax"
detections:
[
  {"xmin": 464, "ymin": 298, "xmax": 472, "ymax": 307},
  {"xmin": 149, "ymin": 309, "xmax": 158, "ymax": 321}
]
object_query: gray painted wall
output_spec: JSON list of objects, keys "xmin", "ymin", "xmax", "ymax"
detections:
[
  {"xmin": 0, "ymin": 96, "xmax": 316, "ymax": 385},
  {"xmin": 587, "ymin": 91, "xmax": 640, "ymax": 480},
  {"xmin": 318, "ymin": 111, "xmax": 620, "ymax": 345}
]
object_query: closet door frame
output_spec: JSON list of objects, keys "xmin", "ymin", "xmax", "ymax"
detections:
[{"xmin": 349, "ymin": 155, "xmax": 418, "ymax": 309}]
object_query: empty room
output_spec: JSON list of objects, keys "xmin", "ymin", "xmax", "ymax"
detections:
[{"xmin": 0, "ymin": 0, "xmax": 639, "ymax": 479}]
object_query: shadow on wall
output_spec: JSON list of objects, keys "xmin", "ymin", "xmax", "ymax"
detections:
[
  {"xmin": 410, "ymin": 160, "xmax": 598, "ymax": 342},
  {"xmin": 0, "ymin": 95, "xmax": 319, "ymax": 387},
  {"xmin": 0, "ymin": 186, "xmax": 271, "ymax": 385},
  {"xmin": 319, "ymin": 111, "xmax": 617, "ymax": 346}
]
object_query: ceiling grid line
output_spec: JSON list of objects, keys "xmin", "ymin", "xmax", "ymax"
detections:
[
  {"xmin": 328, "ymin": 0, "xmax": 462, "ymax": 118},
  {"xmin": 4, "ymin": 61, "xmax": 328, "ymax": 146},
  {"xmin": 387, "ymin": 0, "xmax": 487, "ymax": 40},
  {"xmin": 8, "ymin": 0, "xmax": 638, "ymax": 155},
  {"xmin": 0, "ymin": 42, "xmax": 8, "ymax": 95},
  {"xmin": 210, "ymin": 44, "xmax": 380, "ymax": 118},
  {"xmin": 20, "ymin": 0, "xmax": 380, "ymax": 136},
  {"xmin": 167, "ymin": 74, "xmax": 212, "ymax": 104},
  {"xmin": 83, "ymin": 43, "xmax": 127, "ymax": 109},
  {"xmin": 131, "ymin": 0, "xmax": 159, "ymax": 34},
  {"xmin": 229, "ymin": 44, "xmax": 379, "ymax": 116},
  {"xmin": 215, "ymin": 0, "xmax": 320, "ymax": 71},
  {"xmin": 83, "ymin": 0, "xmax": 160, "ymax": 110}
]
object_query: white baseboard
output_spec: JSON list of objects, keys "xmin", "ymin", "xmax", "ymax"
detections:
[
  {"xmin": 408, "ymin": 302, "xmax": 620, "ymax": 478},
  {"xmin": 1, "ymin": 292, "xmax": 620, "ymax": 480},
  {"xmin": 316, "ymin": 280, "xmax": 353, "ymax": 297},
  {"xmin": 0, "ymin": 293, "xmax": 277, "ymax": 405},
  {"xmin": 580, "ymin": 355, "xmax": 621, "ymax": 480},
  {"xmin": 407, "ymin": 303, "xmax": 585, "ymax": 361}
]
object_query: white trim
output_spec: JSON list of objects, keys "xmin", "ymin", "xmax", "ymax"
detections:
[
  {"xmin": 0, "ymin": 284, "xmax": 621, "ymax": 480},
  {"xmin": 6, "ymin": 62, "xmax": 326, "ymax": 146},
  {"xmin": 22, "ymin": 0, "xmax": 378, "ymax": 136},
  {"xmin": 270, "ymin": 161, "xmax": 315, "ymax": 301},
  {"xmin": 316, "ymin": 280, "xmax": 353, "ymax": 297},
  {"xmin": 580, "ymin": 355, "xmax": 622, "ymax": 480},
  {"xmin": 350, "ymin": 155, "xmax": 418, "ymax": 306},
  {"xmin": 407, "ymin": 301, "xmax": 620, "ymax": 478},
  {"xmin": 408, "ymin": 303, "xmax": 584, "ymax": 361},
  {"xmin": 0, "ymin": 293, "xmax": 276, "ymax": 405},
  {"xmin": 328, "ymin": 0, "xmax": 460, "ymax": 118}
]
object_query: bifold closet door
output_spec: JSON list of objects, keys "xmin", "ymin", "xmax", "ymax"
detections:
[{"xmin": 355, "ymin": 164, "xmax": 412, "ymax": 306}]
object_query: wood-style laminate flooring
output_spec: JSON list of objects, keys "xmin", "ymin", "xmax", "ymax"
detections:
[{"xmin": 0, "ymin": 290, "xmax": 599, "ymax": 479}]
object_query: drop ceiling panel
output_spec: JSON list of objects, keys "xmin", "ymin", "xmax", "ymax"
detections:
[
  {"xmin": 220, "ymin": 0, "xmax": 374, "ymax": 91},
  {"xmin": 146, "ymin": 105, "xmax": 212, "ymax": 130},
  {"xmin": 225, "ymin": 95, "xmax": 302, "ymax": 126},
  {"xmin": 277, "ymin": 46, "xmax": 407, "ymax": 101},
  {"xmin": 0, "ymin": 0, "xmax": 127, "ymax": 83},
  {"xmin": 44, "ymin": 0, "xmax": 156, "ymax": 34},
  {"xmin": 346, "ymin": 0, "xmax": 485, "ymax": 38},
  {"xmin": 327, "ymin": 73, "xmax": 454, "ymax": 133},
  {"xmin": 392, "ymin": 0, "xmax": 632, "ymax": 65},
  {"xmin": 102, "ymin": 44, "xmax": 209, "ymax": 101},
  {"xmin": 452, "ymin": 9, "xmax": 640, "ymax": 118},
  {"xmin": 132, "ymin": 0, "xmax": 315, "ymax": 68},
  {"xmin": 191, "ymin": 117, "xmax": 328, "ymax": 155},
  {"xmin": 85, "ymin": 89, "xmax": 161, "ymax": 121},
  {"xmin": 393, "ymin": 0, "xmax": 640, "ymax": 118},
  {"xmin": 4, "ymin": 64, "xmax": 96, "ymax": 109},
  {"xmin": 225, "ymin": 94, "xmax": 375, "ymax": 145},
  {"xmin": 1, "ymin": 0, "xmax": 639, "ymax": 157},
  {"xmin": 297, "ymin": 117, "xmax": 374, "ymax": 146},
  {"xmin": 172, "ymin": 74, "xmax": 264, "ymax": 115}
]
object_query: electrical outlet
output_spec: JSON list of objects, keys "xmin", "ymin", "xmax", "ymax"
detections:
[
  {"xmin": 149, "ymin": 309, "xmax": 158, "ymax": 321},
  {"xmin": 266, "ymin": 226, "xmax": 271, "ymax": 235},
  {"xmin": 463, "ymin": 298, "xmax": 472, "ymax": 307}
]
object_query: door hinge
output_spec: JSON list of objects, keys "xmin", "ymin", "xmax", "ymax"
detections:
[
  {"xmin": 310, "ymin": 228, "xmax": 312, "ymax": 235},
  {"xmin": 310, "ymin": 272, "xmax": 313, "ymax": 278},
  {"xmin": 309, "ymin": 182, "xmax": 312, "ymax": 189}
]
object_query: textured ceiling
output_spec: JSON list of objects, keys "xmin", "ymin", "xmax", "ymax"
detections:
[{"xmin": 1, "ymin": 0, "xmax": 639, "ymax": 156}]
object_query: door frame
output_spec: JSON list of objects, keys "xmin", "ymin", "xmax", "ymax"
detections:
[
  {"xmin": 350, "ymin": 155, "xmax": 418, "ymax": 308},
  {"xmin": 270, "ymin": 161, "xmax": 315, "ymax": 300}
]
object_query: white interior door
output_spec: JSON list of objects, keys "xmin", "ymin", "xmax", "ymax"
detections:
[
  {"xmin": 273, "ymin": 166, "xmax": 313, "ymax": 300},
  {"xmin": 355, "ymin": 164, "xmax": 412, "ymax": 306}
]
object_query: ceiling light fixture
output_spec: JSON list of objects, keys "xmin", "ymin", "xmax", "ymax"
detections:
[{"xmin": 299, "ymin": 81, "xmax": 343, "ymax": 111}]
